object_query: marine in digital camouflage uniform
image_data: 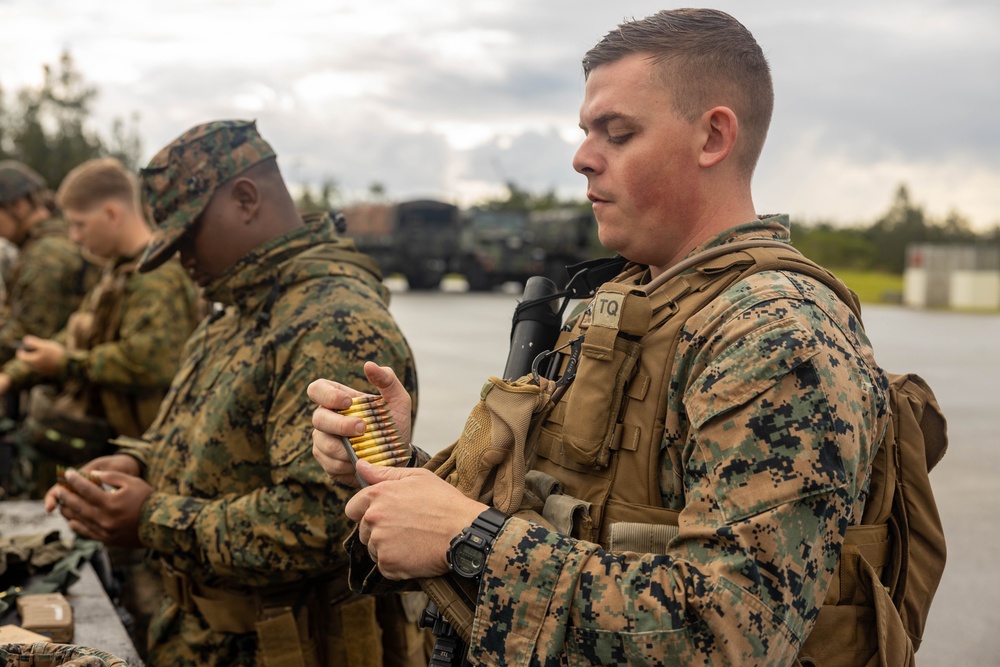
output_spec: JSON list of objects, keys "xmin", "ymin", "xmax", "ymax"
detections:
[
  {"xmin": 45, "ymin": 121, "xmax": 425, "ymax": 667},
  {"xmin": 310, "ymin": 9, "xmax": 891, "ymax": 667},
  {"xmin": 0, "ymin": 161, "xmax": 100, "ymax": 365},
  {"xmin": 0, "ymin": 156, "xmax": 202, "ymax": 656},
  {"xmin": 0, "ymin": 156, "xmax": 200, "ymax": 452}
]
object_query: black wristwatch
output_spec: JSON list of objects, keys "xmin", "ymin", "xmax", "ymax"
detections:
[{"xmin": 447, "ymin": 507, "xmax": 509, "ymax": 579}]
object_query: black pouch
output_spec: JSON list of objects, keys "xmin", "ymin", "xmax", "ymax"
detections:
[{"xmin": 20, "ymin": 385, "xmax": 112, "ymax": 465}]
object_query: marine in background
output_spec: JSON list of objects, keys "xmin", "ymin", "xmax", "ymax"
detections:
[
  {"xmin": 0, "ymin": 161, "xmax": 101, "ymax": 365},
  {"xmin": 0, "ymin": 156, "xmax": 201, "ymax": 656},
  {"xmin": 0, "ymin": 160, "xmax": 102, "ymax": 499},
  {"xmin": 46, "ymin": 121, "xmax": 428, "ymax": 667},
  {"xmin": 0, "ymin": 156, "xmax": 200, "ymax": 466}
]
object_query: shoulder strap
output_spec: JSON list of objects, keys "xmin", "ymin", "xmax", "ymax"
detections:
[
  {"xmin": 642, "ymin": 240, "xmax": 792, "ymax": 293},
  {"xmin": 644, "ymin": 239, "xmax": 864, "ymax": 324}
]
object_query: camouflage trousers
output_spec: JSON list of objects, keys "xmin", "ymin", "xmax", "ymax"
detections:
[{"xmin": 104, "ymin": 548, "xmax": 163, "ymax": 664}]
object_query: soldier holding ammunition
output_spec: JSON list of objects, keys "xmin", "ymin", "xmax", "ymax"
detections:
[
  {"xmin": 311, "ymin": 9, "xmax": 891, "ymax": 666},
  {"xmin": 45, "ymin": 120, "xmax": 429, "ymax": 667}
]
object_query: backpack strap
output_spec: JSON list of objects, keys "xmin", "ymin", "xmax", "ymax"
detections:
[{"xmin": 737, "ymin": 245, "xmax": 864, "ymax": 322}]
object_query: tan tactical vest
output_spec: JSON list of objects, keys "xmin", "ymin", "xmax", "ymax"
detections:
[
  {"xmin": 530, "ymin": 244, "xmax": 829, "ymax": 539},
  {"xmin": 527, "ymin": 243, "xmax": 945, "ymax": 667}
]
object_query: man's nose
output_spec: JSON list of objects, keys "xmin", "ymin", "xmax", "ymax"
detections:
[{"xmin": 572, "ymin": 139, "xmax": 598, "ymax": 175}]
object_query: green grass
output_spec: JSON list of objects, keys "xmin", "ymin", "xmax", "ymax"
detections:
[{"xmin": 829, "ymin": 269, "xmax": 904, "ymax": 304}]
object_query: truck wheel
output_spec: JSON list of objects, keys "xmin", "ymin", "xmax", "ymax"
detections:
[{"xmin": 462, "ymin": 259, "xmax": 492, "ymax": 292}]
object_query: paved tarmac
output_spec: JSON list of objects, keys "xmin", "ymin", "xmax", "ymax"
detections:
[{"xmin": 384, "ymin": 290, "xmax": 1000, "ymax": 664}]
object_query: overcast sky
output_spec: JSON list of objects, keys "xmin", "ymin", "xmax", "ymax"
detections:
[{"xmin": 2, "ymin": 0, "xmax": 999, "ymax": 230}]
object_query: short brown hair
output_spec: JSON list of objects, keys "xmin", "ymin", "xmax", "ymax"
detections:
[
  {"xmin": 583, "ymin": 8, "xmax": 773, "ymax": 177},
  {"xmin": 57, "ymin": 157, "xmax": 139, "ymax": 212}
]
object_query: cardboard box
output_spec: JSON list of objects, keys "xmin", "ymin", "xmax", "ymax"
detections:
[
  {"xmin": 0, "ymin": 623, "xmax": 51, "ymax": 643},
  {"xmin": 16, "ymin": 593, "xmax": 74, "ymax": 643}
]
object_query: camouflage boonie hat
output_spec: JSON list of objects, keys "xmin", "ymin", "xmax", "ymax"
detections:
[
  {"xmin": 137, "ymin": 119, "xmax": 276, "ymax": 273},
  {"xmin": 0, "ymin": 160, "xmax": 47, "ymax": 205}
]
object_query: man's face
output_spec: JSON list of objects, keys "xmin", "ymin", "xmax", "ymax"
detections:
[
  {"xmin": 0, "ymin": 199, "xmax": 30, "ymax": 244},
  {"xmin": 175, "ymin": 185, "xmax": 251, "ymax": 287},
  {"xmin": 573, "ymin": 53, "xmax": 703, "ymax": 270},
  {"xmin": 0, "ymin": 207, "xmax": 18, "ymax": 243},
  {"xmin": 65, "ymin": 204, "xmax": 119, "ymax": 259}
]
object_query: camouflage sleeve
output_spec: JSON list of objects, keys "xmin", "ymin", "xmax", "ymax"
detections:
[
  {"xmin": 108, "ymin": 435, "xmax": 153, "ymax": 472},
  {"xmin": 0, "ymin": 238, "xmax": 84, "ymax": 363},
  {"xmin": 61, "ymin": 263, "xmax": 198, "ymax": 389},
  {"xmin": 137, "ymin": 277, "xmax": 418, "ymax": 583},
  {"xmin": 470, "ymin": 273, "xmax": 886, "ymax": 666},
  {"xmin": 1, "ymin": 356, "xmax": 38, "ymax": 386},
  {"xmin": 410, "ymin": 446, "xmax": 432, "ymax": 467}
]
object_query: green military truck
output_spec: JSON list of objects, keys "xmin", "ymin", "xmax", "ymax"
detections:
[
  {"xmin": 340, "ymin": 199, "xmax": 607, "ymax": 291},
  {"xmin": 340, "ymin": 199, "xmax": 465, "ymax": 290},
  {"xmin": 460, "ymin": 206, "xmax": 607, "ymax": 291}
]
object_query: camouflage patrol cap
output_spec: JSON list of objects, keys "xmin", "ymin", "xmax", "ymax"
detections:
[
  {"xmin": 137, "ymin": 119, "xmax": 276, "ymax": 273},
  {"xmin": 0, "ymin": 160, "xmax": 47, "ymax": 205}
]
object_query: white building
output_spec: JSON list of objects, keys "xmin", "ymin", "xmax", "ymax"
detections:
[{"xmin": 904, "ymin": 244, "xmax": 1000, "ymax": 309}]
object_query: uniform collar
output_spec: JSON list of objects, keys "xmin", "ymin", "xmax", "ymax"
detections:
[
  {"xmin": 21, "ymin": 215, "xmax": 67, "ymax": 247},
  {"xmin": 201, "ymin": 216, "xmax": 380, "ymax": 315},
  {"xmin": 687, "ymin": 214, "xmax": 791, "ymax": 257}
]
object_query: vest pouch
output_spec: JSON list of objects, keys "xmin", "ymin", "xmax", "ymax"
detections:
[
  {"xmin": 426, "ymin": 375, "xmax": 554, "ymax": 514},
  {"xmin": 321, "ymin": 595, "xmax": 382, "ymax": 667},
  {"xmin": 796, "ymin": 546, "xmax": 915, "ymax": 667},
  {"xmin": 21, "ymin": 385, "xmax": 113, "ymax": 465},
  {"xmin": 560, "ymin": 284, "xmax": 650, "ymax": 468}
]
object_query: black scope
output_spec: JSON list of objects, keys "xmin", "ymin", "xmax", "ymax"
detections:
[{"xmin": 503, "ymin": 276, "xmax": 562, "ymax": 381}]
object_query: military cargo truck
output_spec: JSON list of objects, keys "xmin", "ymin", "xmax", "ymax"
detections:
[
  {"xmin": 340, "ymin": 199, "xmax": 464, "ymax": 289},
  {"xmin": 339, "ymin": 200, "xmax": 607, "ymax": 291},
  {"xmin": 460, "ymin": 206, "xmax": 606, "ymax": 290}
]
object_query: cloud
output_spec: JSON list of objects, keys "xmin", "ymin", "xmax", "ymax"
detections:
[
  {"xmin": 459, "ymin": 128, "xmax": 581, "ymax": 192},
  {"xmin": 766, "ymin": 4, "xmax": 1000, "ymax": 166},
  {"xmin": 2, "ymin": 0, "xmax": 999, "ymax": 229}
]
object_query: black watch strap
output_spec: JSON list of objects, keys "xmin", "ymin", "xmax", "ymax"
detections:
[{"xmin": 471, "ymin": 507, "xmax": 509, "ymax": 540}]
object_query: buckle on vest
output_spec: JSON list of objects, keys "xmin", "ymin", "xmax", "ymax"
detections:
[{"xmin": 532, "ymin": 334, "xmax": 583, "ymax": 394}]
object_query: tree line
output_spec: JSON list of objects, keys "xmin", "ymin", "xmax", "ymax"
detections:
[
  {"xmin": 4, "ymin": 53, "xmax": 997, "ymax": 276},
  {"xmin": 790, "ymin": 185, "xmax": 998, "ymax": 274},
  {"xmin": 0, "ymin": 53, "xmax": 142, "ymax": 188}
]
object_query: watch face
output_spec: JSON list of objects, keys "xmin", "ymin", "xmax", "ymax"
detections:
[{"xmin": 454, "ymin": 542, "xmax": 485, "ymax": 577}]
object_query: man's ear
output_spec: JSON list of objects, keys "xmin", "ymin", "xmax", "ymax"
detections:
[
  {"xmin": 103, "ymin": 201, "xmax": 121, "ymax": 225},
  {"xmin": 698, "ymin": 106, "xmax": 738, "ymax": 169},
  {"xmin": 230, "ymin": 177, "xmax": 260, "ymax": 221}
]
